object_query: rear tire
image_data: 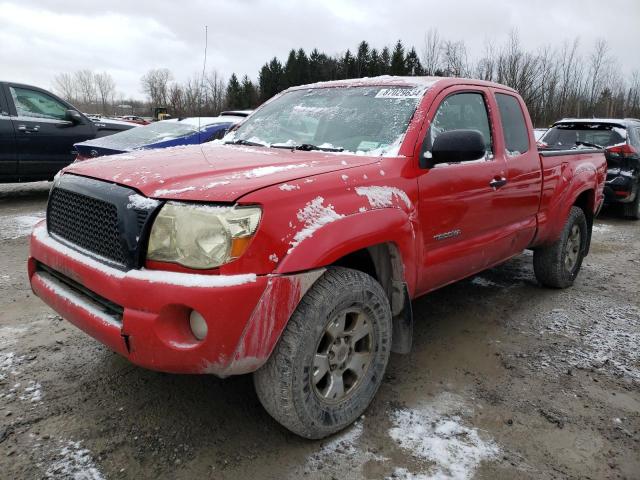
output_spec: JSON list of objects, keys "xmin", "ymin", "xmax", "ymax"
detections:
[
  {"xmin": 533, "ymin": 206, "xmax": 588, "ymax": 288},
  {"xmin": 253, "ymin": 267, "xmax": 392, "ymax": 439},
  {"xmin": 623, "ymin": 190, "xmax": 640, "ymax": 220}
]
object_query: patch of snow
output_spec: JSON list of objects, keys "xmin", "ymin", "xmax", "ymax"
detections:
[
  {"xmin": 152, "ymin": 186, "xmax": 196, "ymax": 197},
  {"xmin": 355, "ymin": 186, "xmax": 411, "ymax": 209},
  {"xmin": 537, "ymin": 304, "xmax": 640, "ymax": 381},
  {"xmin": 304, "ymin": 420, "xmax": 385, "ymax": 474},
  {"xmin": 279, "ymin": 183, "xmax": 300, "ymax": 191},
  {"xmin": 0, "ymin": 213, "xmax": 45, "ymax": 239},
  {"xmin": 45, "ymin": 440, "xmax": 105, "ymax": 480},
  {"xmin": 592, "ymin": 223, "xmax": 612, "ymax": 234},
  {"xmin": 128, "ymin": 270, "xmax": 257, "ymax": 288},
  {"xmin": 470, "ymin": 277, "xmax": 499, "ymax": 287},
  {"xmin": 388, "ymin": 393, "xmax": 499, "ymax": 480},
  {"xmin": 341, "ymin": 174, "xmax": 349, "ymax": 181},
  {"xmin": 243, "ymin": 163, "xmax": 308, "ymax": 178},
  {"xmin": 268, "ymin": 253, "xmax": 279, "ymax": 263},
  {"xmin": 0, "ymin": 325, "xmax": 28, "ymax": 347},
  {"xmin": 126, "ymin": 194, "xmax": 159, "ymax": 210},
  {"xmin": 358, "ymin": 207, "xmax": 367, "ymax": 213},
  {"xmin": 288, "ymin": 197, "xmax": 345, "ymax": 253},
  {"xmin": 379, "ymin": 169, "xmax": 386, "ymax": 176},
  {"xmin": 19, "ymin": 380, "xmax": 42, "ymax": 403},
  {"xmin": 201, "ymin": 180, "xmax": 231, "ymax": 190}
]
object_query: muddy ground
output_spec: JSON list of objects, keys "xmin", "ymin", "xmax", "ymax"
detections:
[{"xmin": 0, "ymin": 181, "xmax": 638, "ymax": 480}]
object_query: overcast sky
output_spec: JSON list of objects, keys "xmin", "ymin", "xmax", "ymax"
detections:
[{"xmin": 1, "ymin": 0, "xmax": 639, "ymax": 99}]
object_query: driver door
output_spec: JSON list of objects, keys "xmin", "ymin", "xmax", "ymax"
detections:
[
  {"xmin": 415, "ymin": 87, "xmax": 509, "ymax": 294},
  {"xmin": 8, "ymin": 84, "xmax": 94, "ymax": 180}
]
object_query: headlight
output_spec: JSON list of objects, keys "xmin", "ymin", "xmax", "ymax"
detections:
[{"xmin": 147, "ymin": 203, "xmax": 261, "ymax": 269}]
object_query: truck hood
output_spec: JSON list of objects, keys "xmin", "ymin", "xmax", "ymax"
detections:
[{"xmin": 63, "ymin": 143, "xmax": 381, "ymax": 202}]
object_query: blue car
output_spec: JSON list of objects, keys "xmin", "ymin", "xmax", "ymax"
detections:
[{"xmin": 74, "ymin": 115, "xmax": 246, "ymax": 160}]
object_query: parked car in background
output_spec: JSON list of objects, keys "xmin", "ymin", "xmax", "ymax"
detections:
[
  {"xmin": 220, "ymin": 110, "xmax": 253, "ymax": 117},
  {"xmin": 0, "ymin": 81, "xmax": 136, "ymax": 182},
  {"xmin": 539, "ymin": 118, "xmax": 640, "ymax": 219},
  {"xmin": 74, "ymin": 116, "xmax": 243, "ymax": 160},
  {"xmin": 30, "ymin": 76, "xmax": 606, "ymax": 439},
  {"xmin": 533, "ymin": 128, "xmax": 547, "ymax": 141},
  {"xmin": 118, "ymin": 115, "xmax": 150, "ymax": 125}
]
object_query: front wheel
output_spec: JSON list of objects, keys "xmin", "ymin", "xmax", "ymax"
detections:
[
  {"xmin": 533, "ymin": 206, "xmax": 588, "ymax": 288},
  {"xmin": 253, "ymin": 267, "xmax": 392, "ymax": 439}
]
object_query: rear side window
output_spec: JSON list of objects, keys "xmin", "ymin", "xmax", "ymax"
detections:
[{"xmin": 496, "ymin": 93, "xmax": 529, "ymax": 156}]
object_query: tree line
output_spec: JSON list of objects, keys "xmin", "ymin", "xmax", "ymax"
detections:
[{"xmin": 52, "ymin": 30, "xmax": 640, "ymax": 126}]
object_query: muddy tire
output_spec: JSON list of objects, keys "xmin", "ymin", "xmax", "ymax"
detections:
[
  {"xmin": 533, "ymin": 206, "xmax": 588, "ymax": 288},
  {"xmin": 623, "ymin": 190, "xmax": 640, "ymax": 220},
  {"xmin": 253, "ymin": 267, "xmax": 392, "ymax": 439}
]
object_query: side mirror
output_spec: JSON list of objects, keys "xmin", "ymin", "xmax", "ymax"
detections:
[
  {"xmin": 65, "ymin": 109, "xmax": 84, "ymax": 124},
  {"xmin": 421, "ymin": 129, "xmax": 486, "ymax": 168}
]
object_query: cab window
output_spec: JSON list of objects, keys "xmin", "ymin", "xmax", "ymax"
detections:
[
  {"xmin": 430, "ymin": 92, "xmax": 493, "ymax": 154},
  {"xmin": 496, "ymin": 93, "xmax": 529, "ymax": 156},
  {"xmin": 10, "ymin": 86, "xmax": 68, "ymax": 121}
]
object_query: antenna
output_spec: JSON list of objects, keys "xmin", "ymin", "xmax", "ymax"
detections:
[{"xmin": 198, "ymin": 25, "xmax": 208, "ymax": 144}]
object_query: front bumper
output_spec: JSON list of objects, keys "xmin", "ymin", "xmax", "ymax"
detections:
[{"xmin": 29, "ymin": 223, "xmax": 323, "ymax": 376}]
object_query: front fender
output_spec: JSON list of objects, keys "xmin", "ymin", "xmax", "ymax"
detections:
[{"xmin": 276, "ymin": 208, "xmax": 418, "ymax": 295}]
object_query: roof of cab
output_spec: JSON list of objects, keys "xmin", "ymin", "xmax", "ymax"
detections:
[{"xmin": 287, "ymin": 75, "xmax": 518, "ymax": 93}]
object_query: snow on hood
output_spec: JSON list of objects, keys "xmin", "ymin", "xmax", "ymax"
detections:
[{"xmin": 63, "ymin": 143, "xmax": 382, "ymax": 203}]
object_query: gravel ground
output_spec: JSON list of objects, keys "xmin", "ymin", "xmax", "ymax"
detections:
[{"xmin": 0, "ymin": 181, "xmax": 638, "ymax": 480}]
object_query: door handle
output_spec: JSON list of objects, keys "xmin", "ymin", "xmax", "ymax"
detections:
[
  {"xmin": 18, "ymin": 125, "xmax": 40, "ymax": 133},
  {"xmin": 489, "ymin": 177, "xmax": 507, "ymax": 189}
]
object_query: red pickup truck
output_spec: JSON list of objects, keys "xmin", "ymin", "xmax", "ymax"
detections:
[{"xmin": 29, "ymin": 76, "xmax": 606, "ymax": 438}]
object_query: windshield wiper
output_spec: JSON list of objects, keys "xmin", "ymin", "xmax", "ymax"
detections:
[
  {"xmin": 575, "ymin": 141, "xmax": 602, "ymax": 149},
  {"xmin": 224, "ymin": 138, "xmax": 266, "ymax": 147},
  {"xmin": 296, "ymin": 143, "xmax": 344, "ymax": 152},
  {"xmin": 270, "ymin": 143, "xmax": 344, "ymax": 152}
]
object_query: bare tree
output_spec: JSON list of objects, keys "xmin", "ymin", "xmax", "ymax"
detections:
[
  {"xmin": 440, "ymin": 40, "xmax": 468, "ymax": 77},
  {"xmin": 421, "ymin": 29, "xmax": 441, "ymax": 75},
  {"xmin": 140, "ymin": 68, "xmax": 173, "ymax": 107},
  {"xmin": 74, "ymin": 70, "xmax": 97, "ymax": 109},
  {"xmin": 204, "ymin": 70, "xmax": 226, "ymax": 115},
  {"xmin": 587, "ymin": 39, "xmax": 613, "ymax": 115},
  {"xmin": 52, "ymin": 72, "xmax": 77, "ymax": 103},
  {"xmin": 94, "ymin": 72, "xmax": 116, "ymax": 115}
]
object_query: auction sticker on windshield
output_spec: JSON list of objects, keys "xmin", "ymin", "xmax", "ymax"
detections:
[{"xmin": 374, "ymin": 87, "xmax": 425, "ymax": 99}]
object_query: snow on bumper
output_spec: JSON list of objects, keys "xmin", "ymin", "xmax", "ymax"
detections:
[{"xmin": 28, "ymin": 224, "xmax": 323, "ymax": 376}]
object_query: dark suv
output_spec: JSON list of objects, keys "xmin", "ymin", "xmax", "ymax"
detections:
[
  {"xmin": 539, "ymin": 118, "xmax": 640, "ymax": 219},
  {"xmin": 0, "ymin": 81, "xmax": 135, "ymax": 183}
]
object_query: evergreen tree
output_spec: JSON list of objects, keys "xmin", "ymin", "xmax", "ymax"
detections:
[
  {"xmin": 340, "ymin": 49, "xmax": 356, "ymax": 79},
  {"xmin": 296, "ymin": 48, "xmax": 310, "ymax": 85},
  {"xmin": 258, "ymin": 63, "xmax": 273, "ymax": 102},
  {"xmin": 268, "ymin": 57, "xmax": 286, "ymax": 92},
  {"xmin": 380, "ymin": 46, "xmax": 392, "ymax": 74},
  {"xmin": 369, "ymin": 48, "xmax": 382, "ymax": 76},
  {"xmin": 356, "ymin": 41, "xmax": 371, "ymax": 77},
  {"xmin": 224, "ymin": 73, "xmax": 243, "ymax": 109},
  {"xmin": 390, "ymin": 40, "xmax": 407, "ymax": 75},
  {"xmin": 405, "ymin": 47, "xmax": 424, "ymax": 76},
  {"xmin": 240, "ymin": 75, "xmax": 258, "ymax": 108},
  {"xmin": 284, "ymin": 49, "xmax": 299, "ymax": 87}
]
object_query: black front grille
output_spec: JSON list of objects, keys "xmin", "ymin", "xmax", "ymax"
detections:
[
  {"xmin": 47, "ymin": 175, "xmax": 160, "ymax": 269},
  {"xmin": 49, "ymin": 188, "xmax": 126, "ymax": 264}
]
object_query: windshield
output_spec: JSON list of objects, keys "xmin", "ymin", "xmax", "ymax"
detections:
[
  {"xmin": 91, "ymin": 121, "xmax": 203, "ymax": 150},
  {"xmin": 540, "ymin": 123, "xmax": 626, "ymax": 149},
  {"xmin": 229, "ymin": 86, "xmax": 426, "ymax": 155}
]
